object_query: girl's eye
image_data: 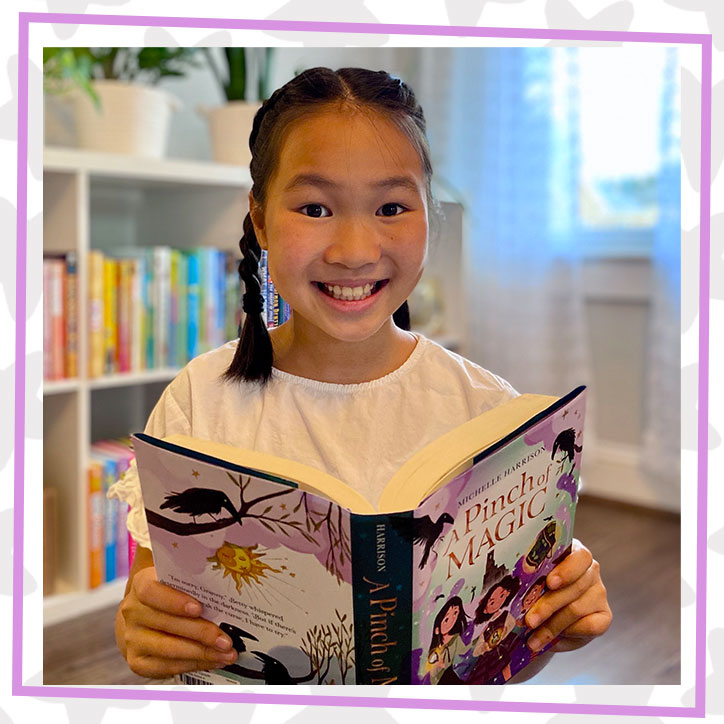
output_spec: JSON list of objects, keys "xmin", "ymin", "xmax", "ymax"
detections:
[
  {"xmin": 377, "ymin": 203, "xmax": 406, "ymax": 217},
  {"xmin": 300, "ymin": 204, "xmax": 331, "ymax": 218}
]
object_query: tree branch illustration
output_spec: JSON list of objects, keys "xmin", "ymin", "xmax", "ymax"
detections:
[
  {"xmin": 148, "ymin": 473, "xmax": 298, "ymax": 536},
  {"xmin": 295, "ymin": 493, "xmax": 352, "ymax": 582}
]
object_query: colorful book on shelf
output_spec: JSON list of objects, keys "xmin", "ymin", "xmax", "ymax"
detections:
[
  {"xmin": 103, "ymin": 258, "xmax": 118, "ymax": 375},
  {"xmin": 187, "ymin": 250, "xmax": 201, "ymax": 361},
  {"xmin": 134, "ymin": 386, "xmax": 586, "ymax": 686},
  {"xmin": 89, "ymin": 447, "xmax": 119, "ymax": 582},
  {"xmin": 88, "ymin": 250, "xmax": 105, "ymax": 378},
  {"xmin": 92, "ymin": 439, "xmax": 135, "ymax": 580},
  {"xmin": 43, "ymin": 256, "xmax": 66, "ymax": 380},
  {"xmin": 64, "ymin": 252, "xmax": 78, "ymax": 378},
  {"xmin": 87, "ymin": 459, "xmax": 105, "ymax": 588}
]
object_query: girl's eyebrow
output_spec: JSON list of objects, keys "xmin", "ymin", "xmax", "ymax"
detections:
[{"xmin": 283, "ymin": 173, "xmax": 421, "ymax": 193}]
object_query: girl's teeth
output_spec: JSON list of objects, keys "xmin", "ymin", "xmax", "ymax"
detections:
[{"xmin": 324, "ymin": 283, "xmax": 374, "ymax": 301}]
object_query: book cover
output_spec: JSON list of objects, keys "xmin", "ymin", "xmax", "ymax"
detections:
[
  {"xmin": 135, "ymin": 438, "xmax": 358, "ymax": 685},
  {"xmin": 134, "ymin": 387, "xmax": 585, "ymax": 685}
]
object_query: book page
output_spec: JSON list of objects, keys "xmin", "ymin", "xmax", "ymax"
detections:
[{"xmin": 135, "ymin": 436, "xmax": 357, "ymax": 685}]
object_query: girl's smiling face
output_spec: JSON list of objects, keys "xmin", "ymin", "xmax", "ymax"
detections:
[{"xmin": 249, "ymin": 106, "xmax": 429, "ymax": 350}]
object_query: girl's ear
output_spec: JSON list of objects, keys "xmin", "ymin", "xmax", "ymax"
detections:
[{"xmin": 248, "ymin": 191, "xmax": 268, "ymax": 251}]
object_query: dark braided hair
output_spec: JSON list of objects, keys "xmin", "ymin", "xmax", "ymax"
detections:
[{"xmin": 224, "ymin": 66, "xmax": 436, "ymax": 386}]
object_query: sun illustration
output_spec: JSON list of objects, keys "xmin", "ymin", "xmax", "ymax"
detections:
[{"xmin": 207, "ymin": 542, "xmax": 281, "ymax": 593}]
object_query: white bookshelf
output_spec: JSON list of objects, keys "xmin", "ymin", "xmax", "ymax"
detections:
[
  {"xmin": 42, "ymin": 148, "xmax": 252, "ymax": 625},
  {"xmin": 42, "ymin": 147, "xmax": 465, "ymax": 625}
]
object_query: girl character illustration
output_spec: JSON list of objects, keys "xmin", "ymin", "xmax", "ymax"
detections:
[
  {"xmin": 109, "ymin": 66, "xmax": 612, "ymax": 681},
  {"xmin": 514, "ymin": 575, "xmax": 548, "ymax": 662},
  {"xmin": 519, "ymin": 576, "xmax": 548, "ymax": 622},
  {"xmin": 552, "ymin": 427, "xmax": 582, "ymax": 474},
  {"xmin": 426, "ymin": 596, "xmax": 470, "ymax": 685},
  {"xmin": 467, "ymin": 574, "xmax": 521, "ymax": 683}
]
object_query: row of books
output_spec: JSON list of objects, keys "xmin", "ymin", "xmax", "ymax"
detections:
[
  {"xmin": 43, "ymin": 253, "xmax": 78, "ymax": 380},
  {"xmin": 88, "ymin": 439, "xmax": 136, "ymax": 588},
  {"xmin": 88, "ymin": 247, "xmax": 244, "ymax": 377},
  {"xmin": 43, "ymin": 248, "xmax": 293, "ymax": 382}
]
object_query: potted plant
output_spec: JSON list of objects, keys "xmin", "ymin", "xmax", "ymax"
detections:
[
  {"xmin": 43, "ymin": 47, "xmax": 199, "ymax": 158},
  {"xmin": 198, "ymin": 48, "xmax": 274, "ymax": 166}
]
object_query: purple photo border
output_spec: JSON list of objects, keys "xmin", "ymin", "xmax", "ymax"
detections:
[{"xmin": 15, "ymin": 12, "xmax": 711, "ymax": 717}]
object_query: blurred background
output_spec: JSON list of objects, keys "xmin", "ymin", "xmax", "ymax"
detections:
[{"xmin": 42, "ymin": 46, "xmax": 681, "ymax": 686}]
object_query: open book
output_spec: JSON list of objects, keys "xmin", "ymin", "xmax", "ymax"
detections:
[{"xmin": 134, "ymin": 385, "xmax": 586, "ymax": 685}]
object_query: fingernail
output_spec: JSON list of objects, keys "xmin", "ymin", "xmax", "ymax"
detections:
[
  {"xmin": 215, "ymin": 635, "xmax": 232, "ymax": 651},
  {"xmin": 527, "ymin": 613, "xmax": 540, "ymax": 628},
  {"xmin": 529, "ymin": 629, "xmax": 552, "ymax": 651},
  {"xmin": 216, "ymin": 650, "xmax": 237, "ymax": 664},
  {"xmin": 548, "ymin": 575, "xmax": 561, "ymax": 589},
  {"xmin": 185, "ymin": 602, "xmax": 202, "ymax": 616}
]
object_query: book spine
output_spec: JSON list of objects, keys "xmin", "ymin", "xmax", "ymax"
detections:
[
  {"xmin": 155, "ymin": 247, "xmax": 170, "ymax": 368},
  {"xmin": 103, "ymin": 258, "xmax": 118, "ymax": 375},
  {"xmin": 43, "ymin": 487, "xmax": 57, "ymax": 596},
  {"xmin": 216, "ymin": 249, "xmax": 226, "ymax": 346},
  {"xmin": 224, "ymin": 252, "xmax": 239, "ymax": 341},
  {"xmin": 266, "ymin": 275, "xmax": 276, "ymax": 328},
  {"xmin": 117, "ymin": 259, "xmax": 131, "ymax": 373},
  {"xmin": 169, "ymin": 249, "xmax": 179, "ymax": 369},
  {"xmin": 350, "ymin": 512, "xmax": 413, "ymax": 684},
  {"xmin": 187, "ymin": 251, "xmax": 200, "ymax": 361},
  {"xmin": 143, "ymin": 250, "xmax": 154, "ymax": 370},
  {"xmin": 43, "ymin": 260, "xmax": 51, "ymax": 379},
  {"xmin": 87, "ymin": 461, "xmax": 104, "ymax": 588},
  {"xmin": 98, "ymin": 456, "xmax": 118, "ymax": 582},
  {"xmin": 198, "ymin": 249, "xmax": 208, "ymax": 353},
  {"xmin": 260, "ymin": 250, "xmax": 268, "ymax": 328},
  {"xmin": 88, "ymin": 250, "xmax": 105, "ymax": 378},
  {"xmin": 129, "ymin": 257, "xmax": 142, "ymax": 372},
  {"xmin": 177, "ymin": 252, "xmax": 188, "ymax": 366},
  {"xmin": 64, "ymin": 252, "xmax": 78, "ymax": 378},
  {"xmin": 50, "ymin": 258, "xmax": 65, "ymax": 379}
]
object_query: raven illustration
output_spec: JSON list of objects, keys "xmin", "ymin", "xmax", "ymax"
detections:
[
  {"xmin": 160, "ymin": 488, "xmax": 239, "ymax": 523},
  {"xmin": 391, "ymin": 512, "xmax": 454, "ymax": 569},
  {"xmin": 218, "ymin": 622, "xmax": 258, "ymax": 654},
  {"xmin": 223, "ymin": 651, "xmax": 315, "ymax": 684}
]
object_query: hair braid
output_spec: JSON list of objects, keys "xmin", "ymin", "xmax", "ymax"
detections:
[{"xmin": 222, "ymin": 213, "xmax": 273, "ymax": 384}]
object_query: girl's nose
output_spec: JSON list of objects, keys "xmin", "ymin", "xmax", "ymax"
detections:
[{"xmin": 322, "ymin": 216, "xmax": 382, "ymax": 268}]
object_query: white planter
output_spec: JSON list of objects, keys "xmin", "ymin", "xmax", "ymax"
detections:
[
  {"xmin": 198, "ymin": 101, "xmax": 261, "ymax": 167},
  {"xmin": 68, "ymin": 81, "xmax": 180, "ymax": 158}
]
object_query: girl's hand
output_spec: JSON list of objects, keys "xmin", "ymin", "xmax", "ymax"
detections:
[
  {"xmin": 524, "ymin": 539, "xmax": 612, "ymax": 653},
  {"xmin": 116, "ymin": 550, "xmax": 238, "ymax": 678}
]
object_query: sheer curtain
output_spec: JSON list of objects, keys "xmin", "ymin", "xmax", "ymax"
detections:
[
  {"xmin": 413, "ymin": 48, "xmax": 590, "ymax": 397},
  {"xmin": 641, "ymin": 48, "xmax": 681, "ymax": 486}
]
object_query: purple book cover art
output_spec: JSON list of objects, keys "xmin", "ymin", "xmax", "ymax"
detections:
[
  {"xmin": 409, "ymin": 390, "xmax": 586, "ymax": 685},
  {"xmin": 134, "ymin": 437, "xmax": 356, "ymax": 685}
]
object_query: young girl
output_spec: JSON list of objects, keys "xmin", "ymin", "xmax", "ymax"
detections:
[{"xmin": 111, "ymin": 66, "xmax": 611, "ymax": 681}]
